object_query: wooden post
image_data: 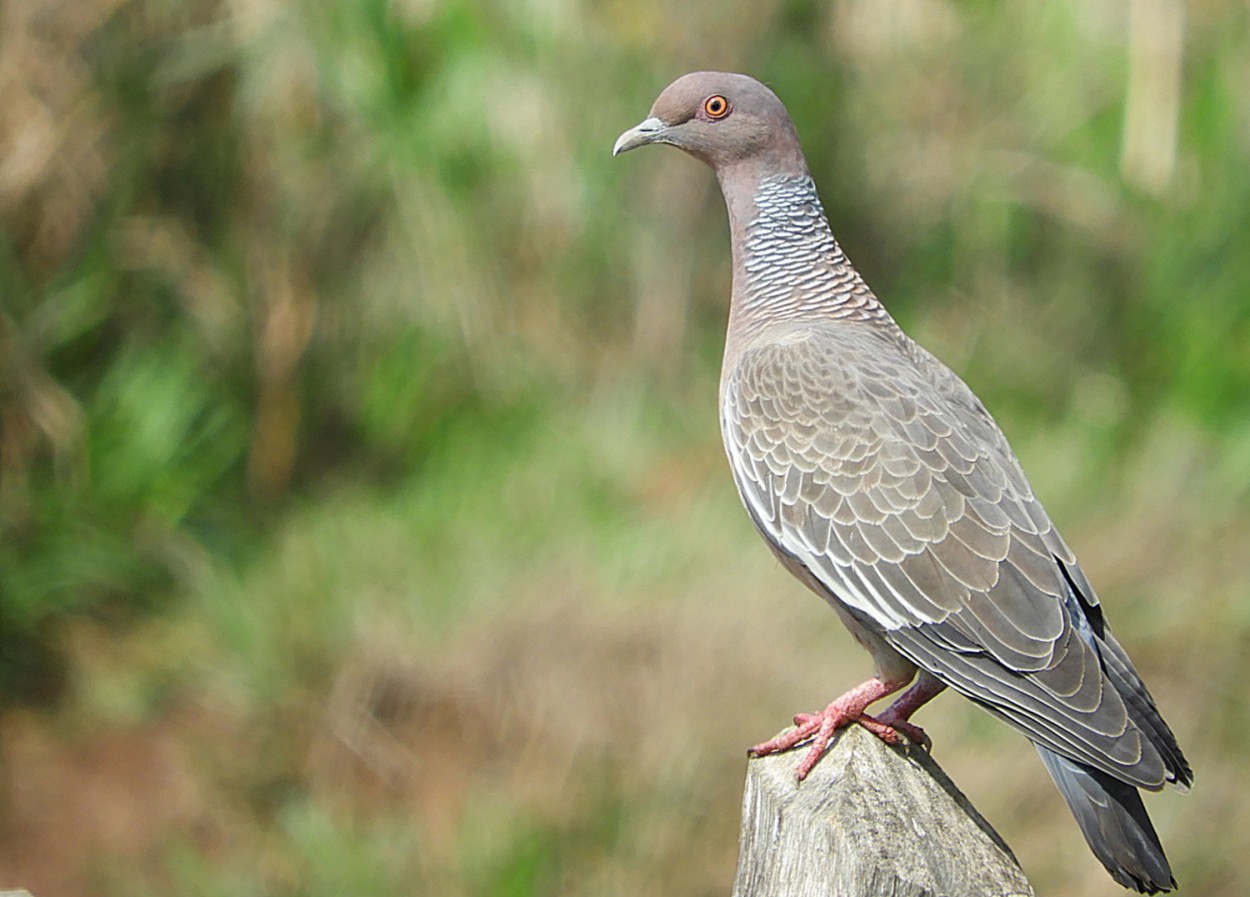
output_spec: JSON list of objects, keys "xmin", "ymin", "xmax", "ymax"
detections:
[{"xmin": 732, "ymin": 725, "xmax": 1034, "ymax": 897}]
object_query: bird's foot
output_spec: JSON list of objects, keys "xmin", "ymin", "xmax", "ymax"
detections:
[
  {"xmin": 748, "ymin": 703, "xmax": 907, "ymax": 781},
  {"xmin": 748, "ymin": 676, "xmax": 916, "ymax": 781},
  {"xmin": 873, "ymin": 708, "xmax": 931, "ymax": 751},
  {"xmin": 875, "ymin": 673, "xmax": 946, "ymax": 752}
]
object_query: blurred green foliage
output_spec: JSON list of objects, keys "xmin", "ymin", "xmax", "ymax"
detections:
[{"xmin": 0, "ymin": 1, "xmax": 1247, "ymax": 895}]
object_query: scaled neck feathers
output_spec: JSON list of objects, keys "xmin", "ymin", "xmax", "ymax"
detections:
[{"xmin": 723, "ymin": 174, "xmax": 890, "ymax": 345}]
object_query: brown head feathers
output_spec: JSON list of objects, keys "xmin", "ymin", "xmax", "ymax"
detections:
[{"xmin": 614, "ymin": 72, "xmax": 807, "ymax": 177}]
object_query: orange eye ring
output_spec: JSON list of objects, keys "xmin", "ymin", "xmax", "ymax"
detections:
[{"xmin": 703, "ymin": 95, "xmax": 730, "ymax": 119}]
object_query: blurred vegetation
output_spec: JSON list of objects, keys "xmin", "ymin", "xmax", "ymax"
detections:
[{"xmin": 0, "ymin": 0, "xmax": 1247, "ymax": 895}]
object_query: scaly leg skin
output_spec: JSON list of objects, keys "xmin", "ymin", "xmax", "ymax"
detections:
[
  {"xmin": 875, "ymin": 672, "xmax": 947, "ymax": 751},
  {"xmin": 749, "ymin": 674, "xmax": 917, "ymax": 781}
]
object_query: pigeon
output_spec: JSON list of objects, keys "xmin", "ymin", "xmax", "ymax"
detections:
[{"xmin": 614, "ymin": 71, "xmax": 1191, "ymax": 893}]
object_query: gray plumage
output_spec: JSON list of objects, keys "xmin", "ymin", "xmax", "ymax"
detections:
[{"xmin": 616, "ymin": 72, "xmax": 1191, "ymax": 893}]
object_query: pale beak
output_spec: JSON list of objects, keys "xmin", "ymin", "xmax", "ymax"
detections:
[{"xmin": 613, "ymin": 116, "xmax": 669, "ymax": 156}]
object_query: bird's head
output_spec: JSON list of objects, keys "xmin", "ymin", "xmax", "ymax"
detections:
[{"xmin": 613, "ymin": 72, "xmax": 807, "ymax": 176}]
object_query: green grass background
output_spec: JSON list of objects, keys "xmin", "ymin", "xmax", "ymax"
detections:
[{"xmin": 1, "ymin": 1, "xmax": 1247, "ymax": 894}]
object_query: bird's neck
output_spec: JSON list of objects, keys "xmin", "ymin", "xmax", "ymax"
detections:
[{"xmin": 719, "ymin": 171, "xmax": 888, "ymax": 351}]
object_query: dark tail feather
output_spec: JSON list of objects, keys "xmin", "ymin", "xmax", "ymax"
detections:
[{"xmin": 1036, "ymin": 745, "xmax": 1176, "ymax": 894}]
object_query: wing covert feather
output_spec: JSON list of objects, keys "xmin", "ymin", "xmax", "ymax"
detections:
[{"xmin": 721, "ymin": 324, "xmax": 1178, "ymax": 787}]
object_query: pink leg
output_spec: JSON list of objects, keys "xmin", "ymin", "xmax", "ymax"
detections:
[
  {"xmin": 875, "ymin": 672, "xmax": 947, "ymax": 750},
  {"xmin": 749, "ymin": 674, "xmax": 915, "ymax": 781}
]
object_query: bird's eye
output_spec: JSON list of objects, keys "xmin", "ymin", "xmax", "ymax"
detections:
[{"xmin": 703, "ymin": 95, "xmax": 730, "ymax": 119}]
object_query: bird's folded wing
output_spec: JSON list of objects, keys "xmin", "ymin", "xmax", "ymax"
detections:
[{"xmin": 722, "ymin": 324, "xmax": 1170, "ymax": 789}]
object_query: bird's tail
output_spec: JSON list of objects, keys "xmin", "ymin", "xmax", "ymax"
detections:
[{"xmin": 1036, "ymin": 745, "xmax": 1175, "ymax": 894}]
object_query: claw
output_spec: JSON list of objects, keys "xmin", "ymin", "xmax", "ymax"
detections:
[
  {"xmin": 856, "ymin": 712, "xmax": 904, "ymax": 745},
  {"xmin": 885, "ymin": 717, "xmax": 932, "ymax": 751},
  {"xmin": 748, "ymin": 716, "xmax": 824, "ymax": 758}
]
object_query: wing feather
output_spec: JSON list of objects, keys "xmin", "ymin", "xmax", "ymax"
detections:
[{"xmin": 722, "ymin": 323, "xmax": 1186, "ymax": 788}]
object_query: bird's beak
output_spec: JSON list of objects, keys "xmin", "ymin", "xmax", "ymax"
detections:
[{"xmin": 613, "ymin": 116, "xmax": 668, "ymax": 156}]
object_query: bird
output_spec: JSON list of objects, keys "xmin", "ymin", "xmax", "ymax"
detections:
[{"xmin": 614, "ymin": 72, "xmax": 1191, "ymax": 893}]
